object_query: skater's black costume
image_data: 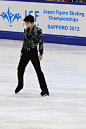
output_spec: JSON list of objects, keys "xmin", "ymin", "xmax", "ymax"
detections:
[{"xmin": 15, "ymin": 25, "xmax": 49, "ymax": 96}]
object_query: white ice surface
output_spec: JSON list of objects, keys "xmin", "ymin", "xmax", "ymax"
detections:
[{"xmin": 0, "ymin": 39, "xmax": 86, "ymax": 129}]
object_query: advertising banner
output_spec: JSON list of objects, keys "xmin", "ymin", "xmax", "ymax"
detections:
[{"xmin": 0, "ymin": 1, "xmax": 86, "ymax": 38}]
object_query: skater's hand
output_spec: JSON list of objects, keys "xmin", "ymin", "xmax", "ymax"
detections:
[
  {"xmin": 20, "ymin": 53, "xmax": 23, "ymax": 58},
  {"xmin": 39, "ymin": 55, "xmax": 42, "ymax": 61}
]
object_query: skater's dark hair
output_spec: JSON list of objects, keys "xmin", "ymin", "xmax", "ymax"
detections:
[{"xmin": 24, "ymin": 15, "xmax": 34, "ymax": 23}]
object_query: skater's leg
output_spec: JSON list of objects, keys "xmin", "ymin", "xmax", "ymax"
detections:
[
  {"xmin": 31, "ymin": 49, "xmax": 49, "ymax": 95},
  {"xmin": 15, "ymin": 51, "xmax": 30, "ymax": 93}
]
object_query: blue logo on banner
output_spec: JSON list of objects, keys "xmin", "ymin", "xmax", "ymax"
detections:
[
  {"xmin": 23, "ymin": 10, "xmax": 39, "ymax": 27},
  {"xmin": 0, "ymin": 7, "xmax": 22, "ymax": 27}
]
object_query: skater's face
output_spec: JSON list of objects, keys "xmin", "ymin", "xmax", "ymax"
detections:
[{"xmin": 25, "ymin": 21, "xmax": 34, "ymax": 28}]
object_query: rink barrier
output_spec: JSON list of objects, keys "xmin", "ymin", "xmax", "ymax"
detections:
[{"xmin": 0, "ymin": 30, "xmax": 86, "ymax": 46}]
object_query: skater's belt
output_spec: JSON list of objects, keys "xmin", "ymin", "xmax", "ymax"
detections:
[{"xmin": 24, "ymin": 47, "xmax": 37, "ymax": 51}]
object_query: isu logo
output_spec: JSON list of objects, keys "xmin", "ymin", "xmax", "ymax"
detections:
[{"xmin": 0, "ymin": 7, "xmax": 22, "ymax": 27}]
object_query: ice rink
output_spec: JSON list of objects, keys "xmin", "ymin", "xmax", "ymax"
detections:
[{"xmin": 0, "ymin": 39, "xmax": 86, "ymax": 129}]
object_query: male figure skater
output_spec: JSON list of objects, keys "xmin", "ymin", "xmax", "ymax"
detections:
[{"xmin": 15, "ymin": 15, "xmax": 49, "ymax": 96}]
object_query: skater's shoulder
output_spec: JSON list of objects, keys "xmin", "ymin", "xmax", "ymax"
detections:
[
  {"xmin": 24, "ymin": 28, "xmax": 27, "ymax": 31},
  {"xmin": 34, "ymin": 25, "xmax": 42, "ymax": 32},
  {"xmin": 24, "ymin": 28, "xmax": 27, "ymax": 32}
]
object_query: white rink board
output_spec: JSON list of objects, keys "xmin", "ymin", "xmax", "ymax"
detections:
[{"xmin": 0, "ymin": 1, "xmax": 86, "ymax": 37}]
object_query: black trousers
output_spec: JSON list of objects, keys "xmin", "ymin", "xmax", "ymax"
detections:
[{"xmin": 17, "ymin": 48, "xmax": 48, "ymax": 92}]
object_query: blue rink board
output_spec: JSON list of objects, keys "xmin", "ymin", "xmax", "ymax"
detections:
[
  {"xmin": 0, "ymin": 0, "xmax": 86, "ymax": 46},
  {"xmin": 0, "ymin": 30, "xmax": 86, "ymax": 46}
]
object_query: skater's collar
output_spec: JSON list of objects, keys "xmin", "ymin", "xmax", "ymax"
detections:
[
  {"xmin": 27, "ymin": 25, "xmax": 36, "ymax": 32},
  {"xmin": 32, "ymin": 25, "xmax": 36, "ymax": 31}
]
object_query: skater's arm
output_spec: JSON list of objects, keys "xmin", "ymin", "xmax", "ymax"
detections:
[
  {"xmin": 21, "ymin": 27, "xmax": 31, "ymax": 54},
  {"xmin": 20, "ymin": 41, "xmax": 24, "ymax": 58},
  {"xmin": 38, "ymin": 29, "xmax": 44, "ymax": 57},
  {"xmin": 20, "ymin": 29, "xmax": 27, "ymax": 56},
  {"xmin": 20, "ymin": 29, "xmax": 26, "ymax": 58},
  {"xmin": 21, "ymin": 41, "xmax": 24, "ymax": 54},
  {"xmin": 21, "ymin": 28, "xmax": 26, "ymax": 54}
]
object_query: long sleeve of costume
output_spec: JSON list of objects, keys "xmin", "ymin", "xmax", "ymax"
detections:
[
  {"xmin": 21, "ymin": 41, "xmax": 25, "ymax": 54},
  {"xmin": 21, "ymin": 29, "xmax": 25, "ymax": 53},
  {"xmin": 21, "ymin": 28, "xmax": 26, "ymax": 54},
  {"xmin": 38, "ymin": 29, "xmax": 44, "ymax": 56},
  {"xmin": 21, "ymin": 28, "xmax": 31, "ymax": 54}
]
